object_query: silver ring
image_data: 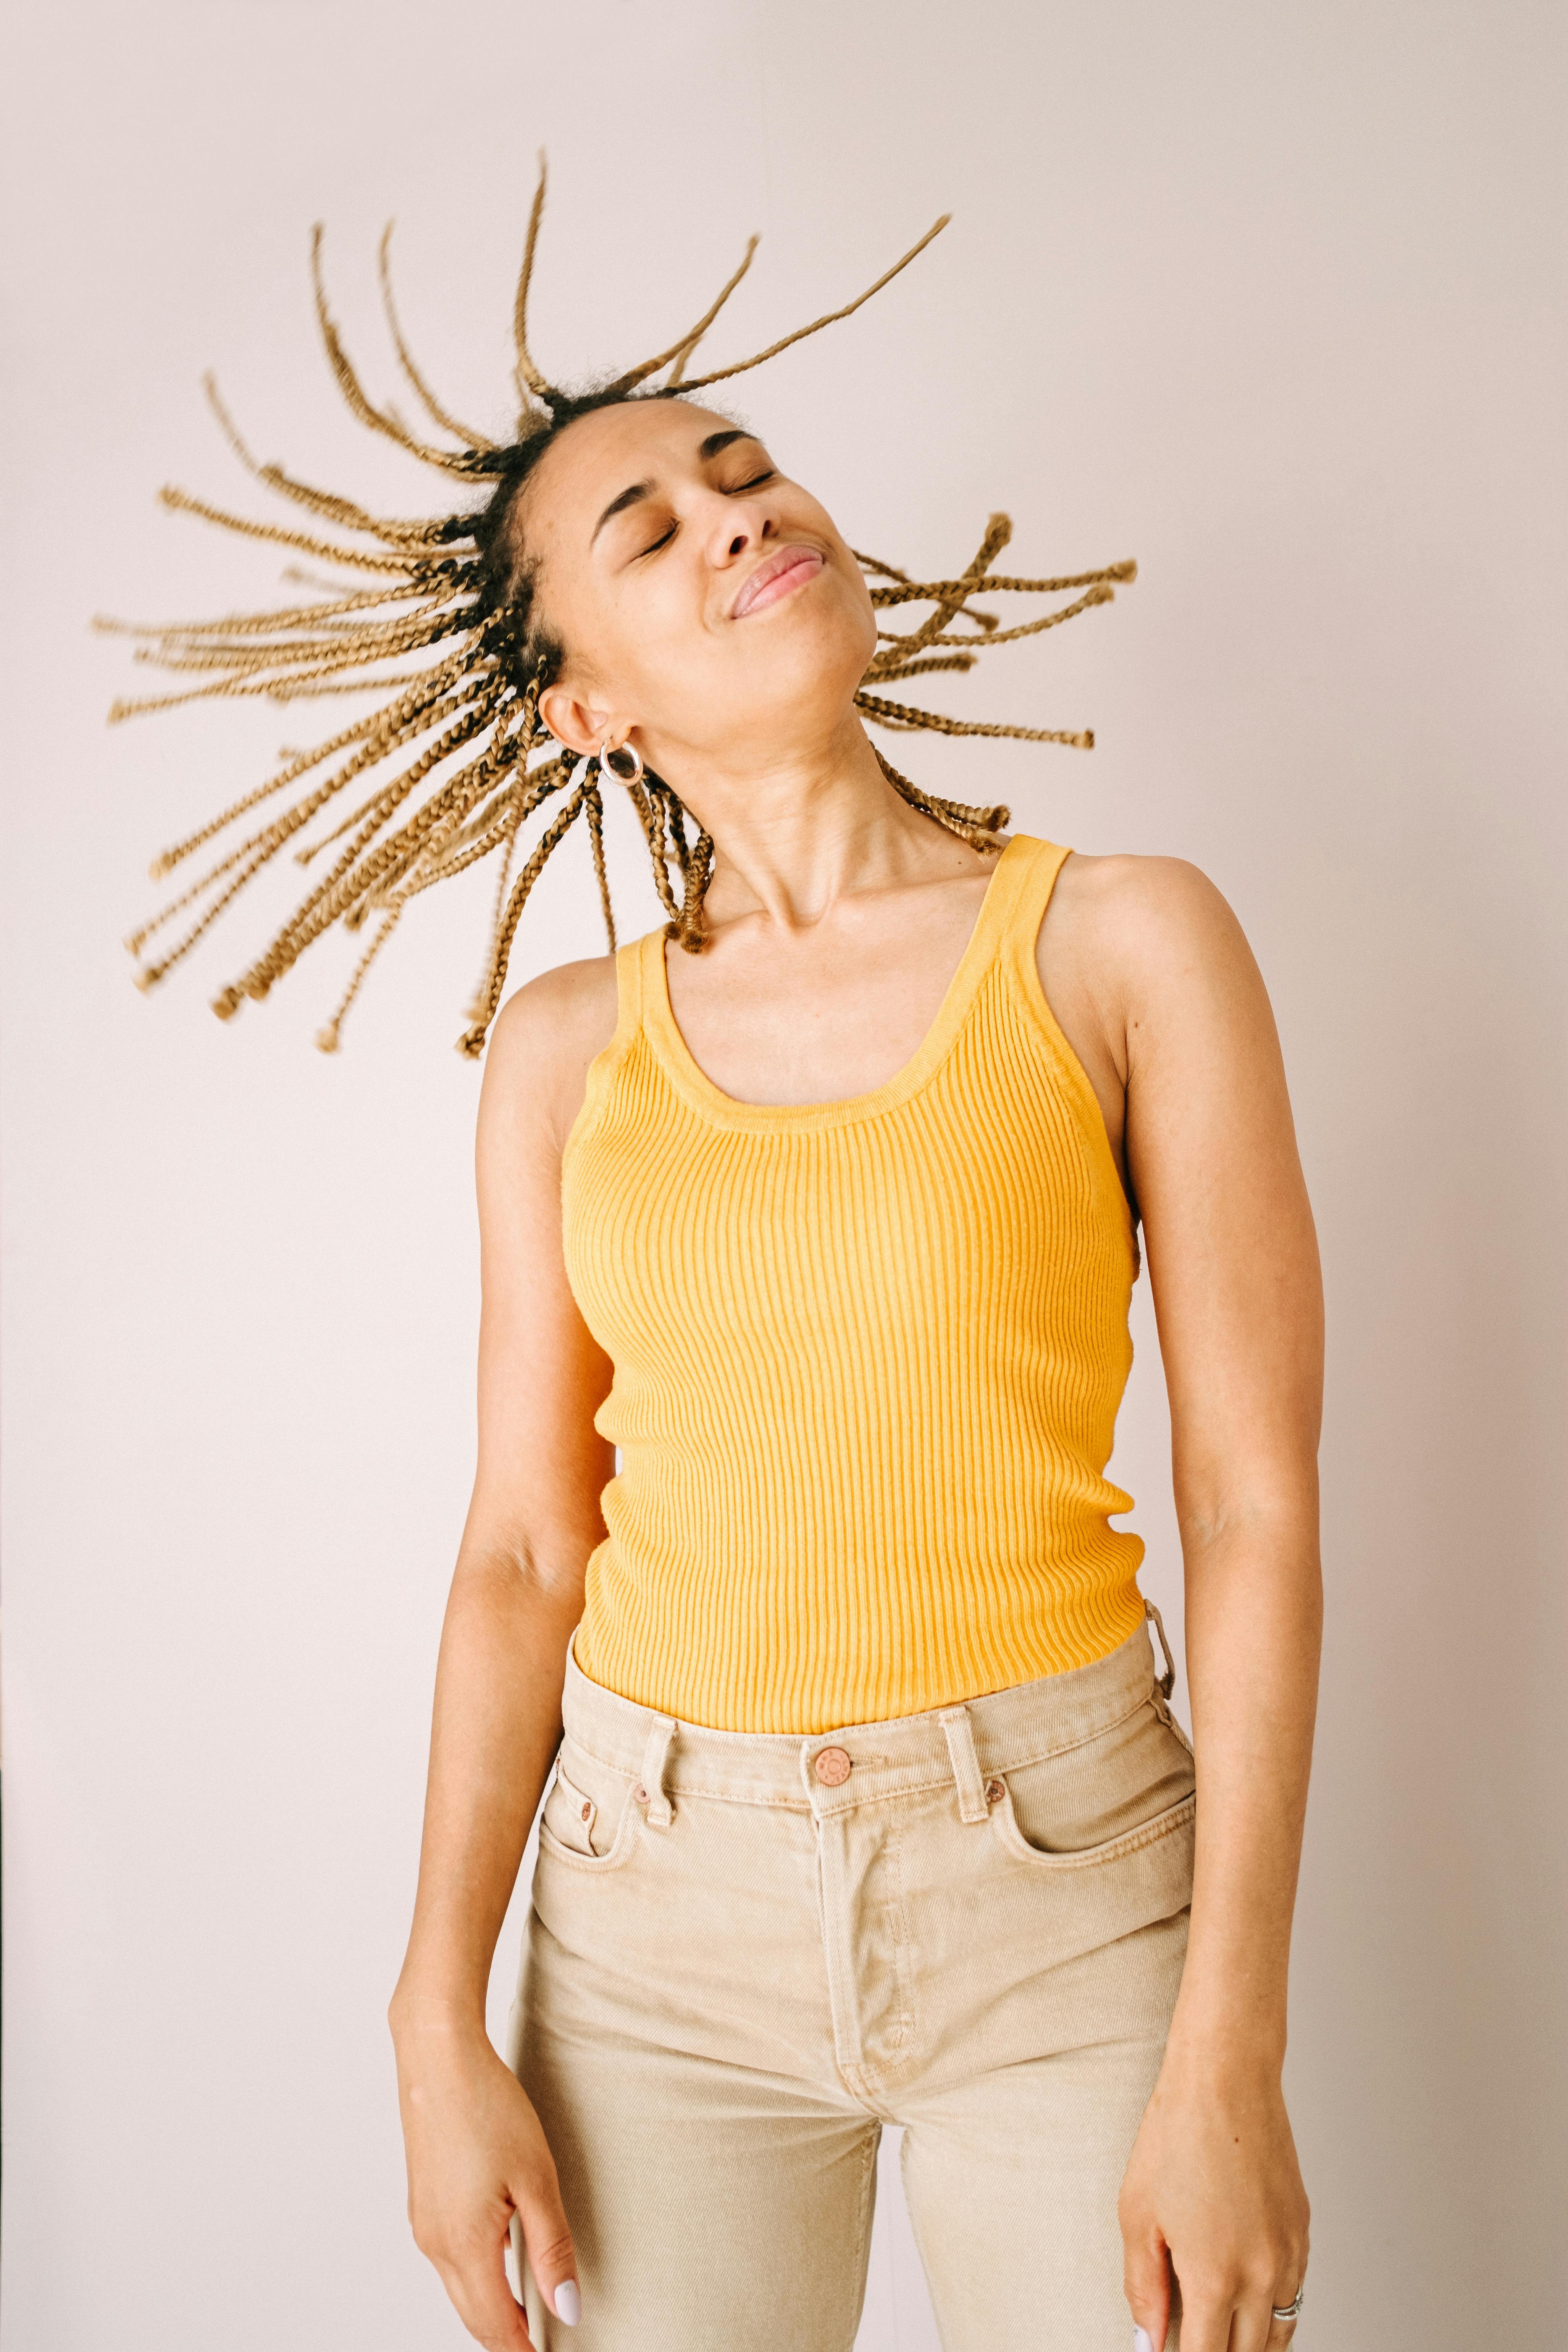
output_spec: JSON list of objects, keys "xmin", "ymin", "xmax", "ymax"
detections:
[
  {"xmin": 599, "ymin": 736, "xmax": 644, "ymax": 785},
  {"xmin": 1271, "ymin": 2282, "xmax": 1306, "ymax": 2323}
]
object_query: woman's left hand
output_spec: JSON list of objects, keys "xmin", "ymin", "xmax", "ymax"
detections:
[{"xmin": 1119, "ymin": 2041, "xmax": 1310, "ymax": 2352}]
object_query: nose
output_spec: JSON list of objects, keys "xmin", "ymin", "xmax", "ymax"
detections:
[{"xmin": 707, "ymin": 491, "xmax": 775, "ymax": 569}]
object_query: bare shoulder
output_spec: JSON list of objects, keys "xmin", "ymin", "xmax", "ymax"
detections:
[
  {"xmin": 1051, "ymin": 847, "xmax": 1244, "ymax": 943},
  {"xmin": 488, "ymin": 950, "xmax": 619, "ymax": 1065},
  {"xmin": 478, "ymin": 950, "xmax": 620, "ymax": 1161},
  {"xmin": 1048, "ymin": 849, "xmax": 1264, "ymax": 1003}
]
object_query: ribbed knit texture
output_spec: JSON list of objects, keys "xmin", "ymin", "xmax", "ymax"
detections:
[{"xmin": 560, "ymin": 833, "xmax": 1147, "ymax": 1734}]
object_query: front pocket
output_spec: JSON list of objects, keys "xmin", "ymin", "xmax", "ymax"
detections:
[
  {"xmin": 537, "ymin": 1749, "xmax": 643, "ymax": 1874},
  {"xmin": 991, "ymin": 1781, "xmax": 1196, "ymax": 1871},
  {"xmin": 987, "ymin": 1693, "xmax": 1198, "ymax": 1871},
  {"xmin": 543, "ymin": 1765, "xmax": 602, "ymax": 1856}
]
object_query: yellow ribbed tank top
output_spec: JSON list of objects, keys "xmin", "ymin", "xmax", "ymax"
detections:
[{"xmin": 560, "ymin": 833, "xmax": 1147, "ymax": 1734}]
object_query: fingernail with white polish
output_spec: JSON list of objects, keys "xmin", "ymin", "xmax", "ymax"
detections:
[
  {"xmin": 1133, "ymin": 2330, "xmax": 1153, "ymax": 2352},
  {"xmin": 553, "ymin": 2279, "xmax": 581, "ymax": 2326}
]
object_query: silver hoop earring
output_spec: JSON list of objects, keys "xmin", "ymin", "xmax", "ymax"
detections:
[{"xmin": 600, "ymin": 736, "xmax": 644, "ymax": 786}]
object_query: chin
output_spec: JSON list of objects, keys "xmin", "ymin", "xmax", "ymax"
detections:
[
  {"xmin": 746, "ymin": 625, "xmax": 870, "ymax": 734},
  {"xmin": 754, "ymin": 576, "xmax": 874, "ymax": 689}
]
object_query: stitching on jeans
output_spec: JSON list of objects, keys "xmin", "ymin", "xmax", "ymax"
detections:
[{"xmin": 884, "ymin": 1816, "xmax": 916, "ymax": 2055}]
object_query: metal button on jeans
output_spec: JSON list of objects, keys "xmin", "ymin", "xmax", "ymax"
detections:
[{"xmin": 814, "ymin": 1747, "xmax": 852, "ymax": 1786}]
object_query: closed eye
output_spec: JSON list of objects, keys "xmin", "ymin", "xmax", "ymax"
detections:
[{"xmin": 635, "ymin": 469, "xmax": 778, "ymax": 560}]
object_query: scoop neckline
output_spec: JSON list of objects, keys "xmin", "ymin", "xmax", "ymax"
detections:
[{"xmin": 641, "ymin": 832, "xmax": 1038, "ymax": 1133}]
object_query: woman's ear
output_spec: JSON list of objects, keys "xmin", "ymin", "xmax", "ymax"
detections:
[{"xmin": 538, "ymin": 681, "xmax": 610, "ymax": 759}]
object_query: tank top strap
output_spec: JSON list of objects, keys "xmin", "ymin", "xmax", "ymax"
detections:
[
  {"xmin": 617, "ymin": 926, "xmax": 648, "ymax": 1034},
  {"xmin": 997, "ymin": 834, "xmax": 1074, "ymax": 999},
  {"xmin": 563, "ymin": 933, "xmax": 650, "ymax": 1166}
]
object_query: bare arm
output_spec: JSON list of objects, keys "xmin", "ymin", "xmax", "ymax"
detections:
[
  {"xmin": 389, "ymin": 959, "xmax": 617, "ymax": 2349},
  {"xmin": 1067, "ymin": 857, "xmax": 1321, "ymax": 2352}
]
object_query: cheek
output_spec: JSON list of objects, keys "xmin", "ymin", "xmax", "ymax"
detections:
[
  {"xmin": 574, "ymin": 576, "xmax": 718, "ymax": 733},
  {"xmin": 553, "ymin": 571, "xmax": 681, "ymax": 708}
]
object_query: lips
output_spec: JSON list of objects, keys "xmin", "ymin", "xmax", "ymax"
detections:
[{"xmin": 730, "ymin": 544, "xmax": 825, "ymax": 618}]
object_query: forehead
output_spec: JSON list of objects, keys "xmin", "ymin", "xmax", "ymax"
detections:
[{"xmin": 523, "ymin": 400, "xmax": 755, "ymax": 545}]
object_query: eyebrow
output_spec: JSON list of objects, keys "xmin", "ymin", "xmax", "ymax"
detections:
[{"xmin": 589, "ymin": 429, "xmax": 762, "ymax": 546}]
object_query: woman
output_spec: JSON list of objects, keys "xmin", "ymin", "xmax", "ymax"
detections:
[
  {"xmin": 383, "ymin": 383, "xmax": 1320, "ymax": 2352},
  {"xmin": 109, "ymin": 178, "xmax": 1319, "ymax": 2352}
]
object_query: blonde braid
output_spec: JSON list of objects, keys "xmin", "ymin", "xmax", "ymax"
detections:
[
  {"xmin": 207, "ymin": 704, "xmax": 513, "ymax": 1012},
  {"xmin": 460, "ymin": 799, "xmax": 525, "ymax": 1027},
  {"xmin": 855, "ymin": 691, "xmax": 1094, "ymax": 749},
  {"xmin": 673, "ymin": 820, "xmax": 717, "ymax": 954},
  {"xmin": 315, "ymin": 904, "xmax": 405, "ymax": 1055},
  {"xmin": 620, "ymin": 773, "xmax": 686, "ymax": 936},
  {"xmin": 872, "ymin": 748, "xmax": 1011, "ymax": 852},
  {"xmin": 582, "ymin": 780, "xmax": 617, "ymax": 954},
  {"xmin": 129, "ymin": 689, "xmax": 500, "ymax": 983},
  {"xmin": 456, "ymin": 773, "xmax": 595, "ymax": 1058}
]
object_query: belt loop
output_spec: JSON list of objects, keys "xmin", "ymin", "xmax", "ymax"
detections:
[
  {"xmin": 937, "ymin": 1705, "xmax": 991, "ymax": 1825},
  {"xmin": 1144, "ymin": 1598, "xmax": 1177, "ymax": 1700},
  {"xmin": 635, "ymin": 1713, "xmax": 678, "ymax": 1829}
]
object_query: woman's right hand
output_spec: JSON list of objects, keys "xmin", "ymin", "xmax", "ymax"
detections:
[{"xmin": 393, "ymin": 2008, "xmax": 581, "ymax": 2349}]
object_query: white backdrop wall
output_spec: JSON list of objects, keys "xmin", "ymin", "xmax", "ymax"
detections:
[{"xmin": 1, "ymin": 3, "xmax": 1563, "ymax": 2346}]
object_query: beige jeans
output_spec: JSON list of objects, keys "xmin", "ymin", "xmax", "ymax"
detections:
[{"xmin": 504, "ymin": 1604, "xmax": 1195, "ymax": 2352}]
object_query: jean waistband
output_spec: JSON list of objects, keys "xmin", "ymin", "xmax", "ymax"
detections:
[{"xmin": 559, "ymin": 1603, "xmax": 1177, "ymax": 1825}]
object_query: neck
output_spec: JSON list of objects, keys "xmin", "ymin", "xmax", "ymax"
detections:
[{"xmin": 652, "ymin": 713, "xmax": 982, "ymax": 935}]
